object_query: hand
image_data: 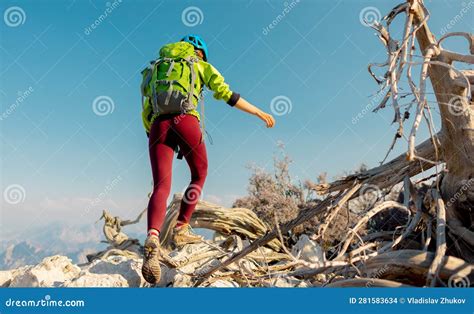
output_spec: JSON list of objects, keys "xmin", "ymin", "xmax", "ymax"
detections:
[
  {"xmin": 234, "ymin": 97, "xmax": 275, "ymax": 128},
  {"xmin": 256, "ymin": 110, "xmax": 275, "ymax": 128}
]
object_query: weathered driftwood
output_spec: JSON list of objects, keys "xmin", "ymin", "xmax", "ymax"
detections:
[
  {"xmin": 335, "ymin": 201, "xmax": 410, "ymax": 260},
  {"xmin": 426, "ymin": 190, "xmax": 447, "ymax": 286},
  {"xmin": 313, "ymin": 1, "xmax": 473, "ymax": 247},
  {"xmin": 362, "ymin": 250, "xmax": 473, "ymax": 286},
  {"xmin": 100, "ymin": 208, "xmax": 146, "ymax": 247},
  {"xmin": 193, "ymin": 184, "xmax": 361, "ymax": 286},
  {"xmin": 310, "ymin": 137, "xmax": 437, "ymax": 196},
  {"xmin": 308, "ymin": 0, "xmax": 473, "ymax": 267},
  {"xmin": 86, "ymin": 209, "xmax": 146, "ymax": 263},
  {"xmin": 377, "ymin": 177, "xmax": 423, "ymax": 254},
  {"xmin": 191, "ymin": 196, "xmax": 334, "ymax": 286},
  {"xmin": 325, "ymin": 278, "xmax": 412, "ymax": 288},
  {"xmin": 160, "ymin": 194, "xmax": 281, "ymax": 251}
]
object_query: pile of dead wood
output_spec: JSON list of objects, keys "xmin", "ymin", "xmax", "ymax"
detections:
[{"xmin": 156, "ymin": 193, "xmax": 472, "ymax": 287}]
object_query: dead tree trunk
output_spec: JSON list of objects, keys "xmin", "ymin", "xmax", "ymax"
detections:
[
  {"xmin": 313, "ymin": 0, "xmax": 474, "ymax": 255},
  {"xmin": 408, "ymin": 1, "xmax": 474, "ymax": 247}
]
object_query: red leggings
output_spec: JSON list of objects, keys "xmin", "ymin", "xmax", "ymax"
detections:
[{"xmin": 147, "ymin": 114, "xmax": 208, "ymax": 232}]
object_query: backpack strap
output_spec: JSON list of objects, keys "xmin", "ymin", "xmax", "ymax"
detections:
[
  {"xmin": 156, "ymin": 79, "xmax": 177, "ymax": 107},
  {"xmin": 149, "ymin": 59, "xmax": 164, "ymax": 114},
  {"xmin": 185, "ymin": 57, "xmax": 209, "ymax": 143},
  {"xmin": 158, "ymin": 57, "xmax": 180, "ymax": 108},
  {"xmin": 140, "ymin": 61, "xmax": 156, "ymax": 110},
  {"xmin": 151, "ymin": 75, "xmax": 158, "ymax": 113},
  {"xmin": 184, "ymin": 56, "xmax": 199, "ymax": 108},
  {"xmin": 200, "ymin": 95, "xmax": 205, "ymax": 142},
  {"xmin": 165, "ymin": 59, "xmax": 175, "ymax": 77}
]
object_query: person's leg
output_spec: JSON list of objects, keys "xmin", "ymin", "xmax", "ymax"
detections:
[
  {"xmin": 147, "ymin": 118, "xmax": 176, "ymax": 233},
  {"xmin": 143, "ymin": 117, "xmax": 178, "ymax": 284},
  {"xmin": 173, "ymin": 115, "xmax": 208, "ymax": 225}
]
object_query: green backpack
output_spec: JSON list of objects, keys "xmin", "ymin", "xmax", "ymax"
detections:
[{"xmin": 140, "ymin": 41, "xmax": 203, "ymax": 118}]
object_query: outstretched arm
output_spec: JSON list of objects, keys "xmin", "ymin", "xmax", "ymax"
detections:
[
  {"xmin": 197, "ymin": 61, "xmax": 275, "ymax": 128},
  {"xmin": 234, "ymin": 97, "xmax": 275, "ymax": 128}
]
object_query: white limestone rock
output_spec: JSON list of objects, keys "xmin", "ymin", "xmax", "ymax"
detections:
[
  {"xmin": 9, "ymin": 256, "xmax": 80, "ymax": 287},
  {"xmin": 65, "ymin": 273, "xmax": 129, "ymax": 287},
  {"xmin": 291, "ymin": 235, "xmax": 325, "ymax": 264},
  {"xmin": 82, "ymin": 257, "xmax": 146, "ymax": 287},
  {"xmin": 0, "ymin": 270, "xmax": 13, "ymax": 287}
]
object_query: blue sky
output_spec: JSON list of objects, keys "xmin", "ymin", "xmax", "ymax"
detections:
[{"xmin": 0, "ymin": 0, "xmax": 472, "ymax": 235}]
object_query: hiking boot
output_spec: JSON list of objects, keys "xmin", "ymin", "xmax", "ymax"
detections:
[
  {"xmin": 142, "ymin": 235, "xmax": 162, "ymax": 284},
  {"xmin": 172, "ymin": 224, "xmax": 204, "ymax": 247},
  {"xmin": 142, "ymin": 235, "xmax": 178, "ymax": 284}
]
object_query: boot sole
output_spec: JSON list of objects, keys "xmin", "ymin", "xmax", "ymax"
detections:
[{"xmin": 142, "ymin": 258, "xmax": 161, "ymax": 284}]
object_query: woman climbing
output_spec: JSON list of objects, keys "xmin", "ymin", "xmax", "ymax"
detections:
[{"xmin": 140, "ymin": 34, "xmax": 275, "ymax": 284}]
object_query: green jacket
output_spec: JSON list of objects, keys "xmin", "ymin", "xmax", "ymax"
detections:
[{"xmin": 141, "ymin": 42, "xmax": 239, "ymax": 133}]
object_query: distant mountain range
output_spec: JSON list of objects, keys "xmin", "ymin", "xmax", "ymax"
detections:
[{"xmin": 0, "ymin": 222, "xmax": 144, "ymax": 270}]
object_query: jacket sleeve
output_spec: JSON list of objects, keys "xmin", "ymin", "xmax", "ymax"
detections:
[{"xmin": 197, "ymin": 61, "xmax": 240, "ymax": 106}]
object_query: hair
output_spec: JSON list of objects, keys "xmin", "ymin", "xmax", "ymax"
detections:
[{"xmin": 195, "ymin": 49, "xmax": 204, "ymax": 59}]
